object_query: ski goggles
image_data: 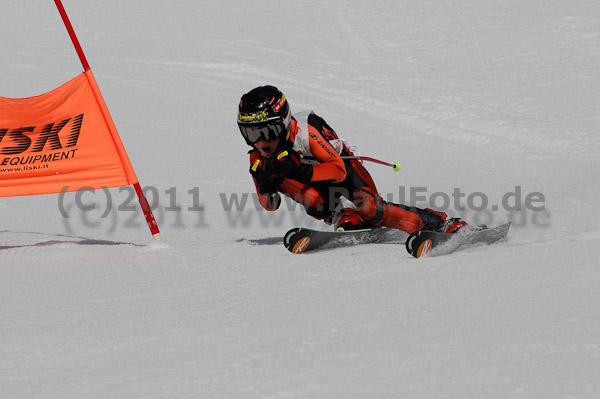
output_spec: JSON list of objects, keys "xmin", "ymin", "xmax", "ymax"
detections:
[{"xmin": 238, "ymin": 121, "xmax": 287, "ymax": 145}]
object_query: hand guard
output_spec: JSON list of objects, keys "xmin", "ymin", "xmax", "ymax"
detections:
[
  {"xmin": 249, "ymin": 156, "xmax": 284, "ymax": 194},
  {"xmin": 274, "ymin": 149, "xmax": 313, "ymax": 185}
]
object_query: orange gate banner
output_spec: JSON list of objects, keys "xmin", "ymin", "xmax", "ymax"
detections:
[{"xmin": 0, "ymin": 70, "xmax": 138, "ymax": 197}]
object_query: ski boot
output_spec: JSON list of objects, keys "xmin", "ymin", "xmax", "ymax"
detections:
[{"xmin": 335, "ymin": 208, "xmax": 367, "ymax": 231}]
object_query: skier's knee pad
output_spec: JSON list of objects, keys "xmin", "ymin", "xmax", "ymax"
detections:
[
  {"xmin": 294, "ymin": 187, "xmax": 339, "ymax": 220},
  {"xmin": 353, "ymin": 189, "xmax": 384, "ymax": 224}
]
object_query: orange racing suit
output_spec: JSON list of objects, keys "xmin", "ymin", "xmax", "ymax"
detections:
[{"xmin": 249, "ymin": 111, "xmax": 446, "ymax": 233}]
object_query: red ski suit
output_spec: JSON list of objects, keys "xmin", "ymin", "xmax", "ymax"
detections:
[{"xmin": 249, "ymin": 111, "xmax": 445, "ymax": 233}]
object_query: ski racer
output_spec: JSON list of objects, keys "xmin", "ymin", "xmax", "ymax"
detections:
[{"xmin": 237, "ymin": 85, "xmax": 468, "ymax": 234}]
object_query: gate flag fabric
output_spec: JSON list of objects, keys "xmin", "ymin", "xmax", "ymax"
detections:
[
  {"xmin": 0, "ymin": 0, "xmax": 161, "ymax": 240},
  {"xmin": 0, "ymin": 70, "xmax": 138, "ymax": 197}
]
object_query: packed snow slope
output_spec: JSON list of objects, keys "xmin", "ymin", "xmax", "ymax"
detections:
[{"xmin": 1, "ymin": 1, "xmax": 600, "ymax": 398}]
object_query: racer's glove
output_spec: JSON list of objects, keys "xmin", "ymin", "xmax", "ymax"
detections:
[
  {"xmin": 274, "ymin": 149, "xmax": 313, "ymax": 185},
  {"xmin": 249, "ymin": 156, "xmax": 284, "ymax": 194}
]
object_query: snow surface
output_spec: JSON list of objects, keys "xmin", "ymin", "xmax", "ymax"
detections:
[{"xmin": 2, "ymin": 0, "xmax": 600, "ymax": 398}]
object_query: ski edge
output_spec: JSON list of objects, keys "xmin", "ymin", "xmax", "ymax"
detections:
[{"xmin": 284, "ymin": 227, "xmax": 405, "ymax": 254}]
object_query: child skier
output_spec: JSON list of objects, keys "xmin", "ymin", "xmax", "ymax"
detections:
[{"xmin": 237, "ymin": 85, "xmax": 467, "ymax": 234}]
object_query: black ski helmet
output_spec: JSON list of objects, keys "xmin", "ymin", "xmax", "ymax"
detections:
[{"xmin": 237, "ymin": 85, "xmax": 292, "ymax": 146}]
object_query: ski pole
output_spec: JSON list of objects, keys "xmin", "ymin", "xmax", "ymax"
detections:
[{"xmin": 341, "ymin": 156, "xmax": 402, "ymax": 172}]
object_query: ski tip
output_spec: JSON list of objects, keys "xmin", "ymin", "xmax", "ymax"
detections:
[
  {"xmin": 414, "ymin": 238, "xmax": 433, "ymax": 258},
  {"xmin": 291, "ymin": 236, "xmax": 311, "ymax": 254},
  {"xmin": 405, "ymin": 231, "xmax": 433, "ymax": 258},
  {"xmin": 283, "ymin": 228, "xmax": 311, "ymax": 254}
]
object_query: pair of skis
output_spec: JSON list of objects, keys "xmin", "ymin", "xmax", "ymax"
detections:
[{"xmin": 282, "ymin": 223, "xmax": 511, "ymax": 258}]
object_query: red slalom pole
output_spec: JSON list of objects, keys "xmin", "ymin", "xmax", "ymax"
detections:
[
  {"xmin": 54, "ymin": 0, "xmax": 90, "ymax": 71},
  {"xmin": 53, "ymin": 0, "xmax": 162, "ymax": 241},
  {"xmin": 133, "ymin": 182, "xmax": 162, "ymax": 239}
]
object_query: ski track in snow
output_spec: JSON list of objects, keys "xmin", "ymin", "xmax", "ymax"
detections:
[{"xmin": 107, "ymin": 56, "xmax": 587, "ymax": 161}]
